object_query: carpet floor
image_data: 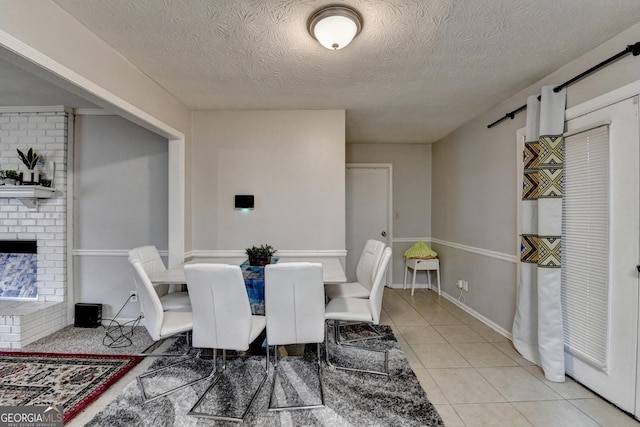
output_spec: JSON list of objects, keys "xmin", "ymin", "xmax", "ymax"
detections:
[
  {"xmin": 86, "ymin": 325, "xmax": 444, "ymax": 426},
  {"xmin": 0, "ymin": 351, "xmax": 143, "ymax": 423},
  {"xmin": 13, "ymin": 324, "xmax": 155, "ymax": 355}
]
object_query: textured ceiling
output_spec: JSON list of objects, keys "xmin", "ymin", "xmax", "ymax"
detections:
[{"xmin": 22, "ymin": 1, "xmax": 640, "ymax": 142}]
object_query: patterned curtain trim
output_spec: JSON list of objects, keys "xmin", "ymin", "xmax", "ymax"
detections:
[
  {"xmin": 521, "ymin": 234, "xmax": 538, "ymax": 263},
  {"xmin": 522, "ymin": 171, "xmax": 539, "ymax": 200},
  {"xmin": 539, "ymin": 135, "xmax": 563, "ymax": 166},
  {"xmin": 524, "ymin": 141, "xmax": 540, "ymax": 169},
  {"xmin": 538, "ymin": 236, "xmax": 561, "ymax": 268},
  {"xmin": 538, "ymin": 135, "xmax": 564, "ymax": 199},
  {"xmin": 522, "ymin": 141, "xmax": 539, "ymax": 200},
  {"xmin": 538, "ymin": 167, "xmax": 563, "ymax": 198}
]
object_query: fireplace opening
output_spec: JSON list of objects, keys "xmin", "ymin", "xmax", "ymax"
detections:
[{"xmin": 0, "ymin": 240, "xmax": 37, "ymax": 300}]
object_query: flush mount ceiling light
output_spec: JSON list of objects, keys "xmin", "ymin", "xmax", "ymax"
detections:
[{"xmin": 307, "ymin": 5, "xmax": 363, "ymax": 50}]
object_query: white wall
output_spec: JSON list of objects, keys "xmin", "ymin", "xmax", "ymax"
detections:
[
  {"xmin": 190, "ymin": 110, "xmax": 345, "ymax": 253},
  {"xmin": 73, "ymin": 114, "xmax": 168, "ymax": 319},
  {"xmin": 346, "ymin": 143, "xmax": 432, "ymax": 284},
  {"xmin": 431, "ymin": 21, "xmax": 640, "ymax": 333}
]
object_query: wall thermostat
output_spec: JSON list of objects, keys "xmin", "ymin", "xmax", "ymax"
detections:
[{"xmin": 234, "ymin": 195, "xmax": 254, "ymax": 209}]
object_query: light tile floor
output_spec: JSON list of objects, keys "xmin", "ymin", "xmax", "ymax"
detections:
[
  {"xmin": 69, "ymin": 288, "xmax": 640, "ymax": 426},
  {"xmin": 383, "ymin": 288, "xmax": 640, "ymax": 427}
]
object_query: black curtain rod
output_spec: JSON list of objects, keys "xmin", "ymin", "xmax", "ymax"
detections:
[{"xmin": 487, "ymin": 41, "xmax": 640, "ymax": 129}]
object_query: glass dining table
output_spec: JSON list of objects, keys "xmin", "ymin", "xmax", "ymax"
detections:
[{"xmin": 149, "ymin": 257, "xmax": 347, "ymax": 315}]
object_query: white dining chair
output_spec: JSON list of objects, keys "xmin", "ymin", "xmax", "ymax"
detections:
[
  {"xmin": 128, "ymin": 245, "xmax": 190, "ymax": 311},
  {"xmin": 325, "ymin": 247, "xmax": 392, "ymax": 375},
  {"xmin": 265, "ymin": 262, "xmax": 325, "ymax": 411},
  {"xmin": 130, "ymin": 259, "xmax": 209, "ymax": 403},
  {"xmin": 324, "ymin": 239, "xmax": 385, "ymax": 300},
  {"xmin": 184, "ymin": 263, "xmax": 268, "ymax": 422}
]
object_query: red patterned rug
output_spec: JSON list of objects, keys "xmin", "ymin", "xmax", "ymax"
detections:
[{"xmin": 0, "ymin": 351, "xmax": 143, "ymax": 423}]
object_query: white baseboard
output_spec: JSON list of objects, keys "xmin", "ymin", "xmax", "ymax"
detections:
[
  {"xmin": 388, "ymin": 282, "xmax": 430, "ymax": 290},
  {"xmin": 440, "ymin": 291, "xmax": 513, "ymax": 340},
  {"xmin": 386, "ymin": 284, "xmax": 512, "ymax": 341}
]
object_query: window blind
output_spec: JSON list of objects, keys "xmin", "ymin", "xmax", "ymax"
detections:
[{"xmin": 561, "ymin": 124, "xmax": 610, "ymax": 370}]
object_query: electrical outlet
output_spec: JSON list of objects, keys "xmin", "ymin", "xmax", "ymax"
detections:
[
  {"xmin": 130, "ymin": 291, "xmax": 138, "ymax": 303},
  {"xmin": 463, "ymin": 280, "xmax": 469, "ymax": 292},
  {"xmin": 457, "ymin": 280, "xmax": 464, "ymax": 289}
]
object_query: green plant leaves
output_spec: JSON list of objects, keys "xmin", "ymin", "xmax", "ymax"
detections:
[
  {"xmin": 17, "ymin": 147, "xmax": 39, "ymax": 169},
  {"xmin": 245, "ymin": 244, "xmax": 277, "ymax": 256}
]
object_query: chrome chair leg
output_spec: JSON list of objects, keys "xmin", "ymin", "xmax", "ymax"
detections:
[
  {"xmin": 325, "ymin": 320, "xmax": 390, "ymax": 376},
  {"xmin": 335, "ymin": 321, "xmax": 383, "ymax": 344},
  {"xmin": 188, "ymin": 349, "xmax": 269, "ymax": 422},
  {"xmin": 268, "ymin": 343, "xmax": 325, "ymax": 411},
  {"xmin": 136, "ymin": 351, "xmax": 216, "ymax": 403},
  {"xmin": 137, "ymin": 347, "xmax": 217, "ymax": 403},
  {"xmin": 137, "ymin": 331, "xmax": 192, "ymax": 356}
]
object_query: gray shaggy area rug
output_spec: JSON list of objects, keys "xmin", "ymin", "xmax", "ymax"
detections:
[{"xmin": 86, "ymin": 325, "xmax": 444, "ymax": 426}]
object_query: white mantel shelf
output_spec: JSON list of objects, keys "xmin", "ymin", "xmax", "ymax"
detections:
[{"xmin": 0, "ymin": 185, "xmax": 55, "ymax": 209}]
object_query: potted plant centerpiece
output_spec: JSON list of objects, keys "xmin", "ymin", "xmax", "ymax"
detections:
[
  {"xmin": 245, "ymin": 244, "xmax": 277, "ymax": 266},
  {"xmin": 17, "ymin": 148, "xmax": 40, "ymax": 185}
]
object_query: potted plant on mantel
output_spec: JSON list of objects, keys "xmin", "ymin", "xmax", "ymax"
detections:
[
  {"xmin": 17, "ymin": 148, "xmax": 40, "ymax": 185},
  {"xmin": 245, "ymin": 244, "xmax": 277, "ymax": 267},
  {"xmin": 0, "ymin": 170, "xmax": 19, "ymax": 185}
]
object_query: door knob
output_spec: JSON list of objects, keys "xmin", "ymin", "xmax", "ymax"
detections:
[{"xmin": 381, "ymin": 231, "xmax": 387, "ymax": 237}]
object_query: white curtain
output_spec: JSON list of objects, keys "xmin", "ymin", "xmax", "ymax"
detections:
[{"xmin": 513, "ymin": 85, "xmax": 566, "ymax": 382}]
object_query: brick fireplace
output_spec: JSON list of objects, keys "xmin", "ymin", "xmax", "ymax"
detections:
[{"xmin": 0, "ymin": 107, "xmax": 70, "ymax": 348}]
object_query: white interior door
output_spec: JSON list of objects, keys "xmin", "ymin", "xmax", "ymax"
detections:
[
  {"xmin": 346, "ymin": 164, "xmax": 392, "ymax": 283},
  {"xmin": 564, "ymin": 96, "xmax": 639, "ymax": 414}
]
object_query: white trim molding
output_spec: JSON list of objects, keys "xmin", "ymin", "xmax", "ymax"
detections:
[
  {"xmin": 74, "ymin": 109, "xmax": 113, "ymax": 116},
  {"xmin": 73, "ymin": 248, "xmax": 348, "ymax": 260},
  {"xmin": 72, "ymin": 249, "xmax": 170, "ymax": 258},
  {"xmin": 167, "ymin": 138, "xmax": 185, "ymax": 268},
  {"xmin": 430, "ymin": 238, "xmax": 518, "ymax": 264},
  {"xmin": 393, "ymin": 237, "xmax": 432, "ymax": 243},
  {"xmin": 0, "ymin": 105, "xmax": 73, "ymax": 115},
  {"xmin": 187, "ymin": 249, "xmax": 348, "ymax": 260},
  {"xmin": 565, "ymin": 78, "xmax": 640, "ymax": 121}
]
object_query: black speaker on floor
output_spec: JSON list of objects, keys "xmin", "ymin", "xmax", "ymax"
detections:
[{"xmin": 74, "ymin": 303, "xmax": 102, "ymax": 328}]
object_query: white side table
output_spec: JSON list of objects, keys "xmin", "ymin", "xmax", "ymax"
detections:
[{"xmin": 403, "ymin": 258, "xmax": 441, "ymax": 296}]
